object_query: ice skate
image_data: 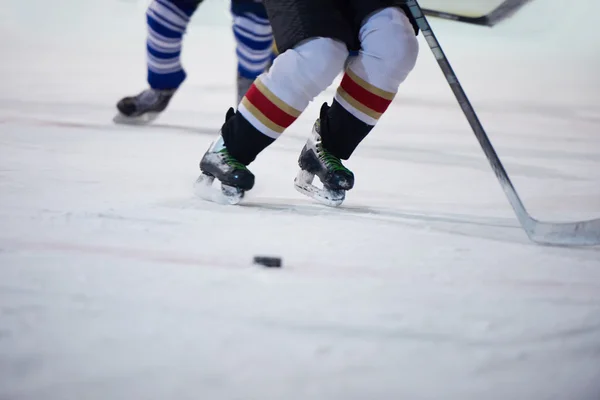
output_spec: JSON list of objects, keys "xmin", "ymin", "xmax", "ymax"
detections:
[
  {"xmin": 294, "ymin": 116, "xmax": 354, "ymax": 207},
  {"xmin": 113, "ymin": 88, "xmax": 175, "ymax": 125},
  {"xmin": 194, "ymin": 109, "xmax": 255, "ymax": 205},
  {"xmin": 195, "ymin": 138, "xmax": 255, "ymax": 205}
]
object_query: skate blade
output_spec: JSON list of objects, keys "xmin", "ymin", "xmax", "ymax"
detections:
[
  {"xmin": 193, "ymin": 174, "xmax": 244, "ymax": 205},
  {"xmin": 294, "ymin": 171, "xmax": 345, "ymax": 207},
  {"xmin": 113, "ymin": 112, "xmax": 160, "ymax": 125}
]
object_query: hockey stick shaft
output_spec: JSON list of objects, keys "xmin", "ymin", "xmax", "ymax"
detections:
[{"xmin": 405, "ymin": 0, "xmax": 531, "ymax": 227}]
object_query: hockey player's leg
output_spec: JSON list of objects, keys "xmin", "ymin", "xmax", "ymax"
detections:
[
  {"xmin": 197, "ymin": 37, "xmax": 348, "ymax": 204},
  {"xmin": 231, "ymin": 0, "xmax": 275, "ymax": 104},
  {"xmin": 296, "ymin": 6, "xmax": 419, "ymax": 206},
  {"xmin": 115, "ymin": 0, "xmax": 202, "ymax": 124}
]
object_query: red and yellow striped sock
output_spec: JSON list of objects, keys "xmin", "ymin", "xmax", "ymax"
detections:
[
  {"xmin": 334, "ymin": 68, "xmax": 397, "ymax": 125},
  {"xmin": 238, "ymin": 79, "xmax": 303, "ymax": 139}
]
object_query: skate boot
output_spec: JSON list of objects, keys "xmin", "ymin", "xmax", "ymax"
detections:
[
  {"xmin": 294, "ymin": 117, "xmax": 354, "ymax": 207},
  {"xmin": 195, "ymin": 108, "xmax": 255, "ymax": 205},
  {"xmin": 113, "ymin": 88, "xmax": 176, "ymax": 125}
]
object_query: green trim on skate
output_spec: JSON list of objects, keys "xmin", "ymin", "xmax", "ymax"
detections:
[
  {"xmin": 219, "ymin": 149, "xmax": 248, "ymax": 170},
  {"xmin": 317, "ymin": 144, "xmax": 353, "ymax": 175}
]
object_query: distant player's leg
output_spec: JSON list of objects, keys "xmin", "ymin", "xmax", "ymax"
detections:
[
  {"xmin": 195, "ymin": 0, "xmax": 352, "ymax": 204},
  {"xmin": 115, "ymin": 0, "xmax": 203, "ymax": 124},
  {"xmin": 295, "ymin": 4, "xmax": 419, "ymax": 205},
  {"xmin": 231, "ymin": 0, "xmax": 275, "ymax": 104}
]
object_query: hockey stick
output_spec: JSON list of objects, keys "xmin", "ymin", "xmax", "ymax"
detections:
[
  {"xmin": 421, "ymin": 9, "xmax": 490, "ymax": 26},
  {"xmin": 422, "ymin": 0, "xmax": 533, "ymax": 27},
  {"xmin": 406, "ymin": 0, "xmax": 600, "ymax": 246}
]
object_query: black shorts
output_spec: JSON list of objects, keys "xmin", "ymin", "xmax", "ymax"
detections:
[
  {"xmin": 263, "ymin": 0, "xmax": 419, "ymax": 53},
  {"xmin": 171, "ymin": 0, "xmax": 204, "ymax": 8},
  {"xmin": 230, "ymin": 0, "xmax": 269, "ymax": 18}
]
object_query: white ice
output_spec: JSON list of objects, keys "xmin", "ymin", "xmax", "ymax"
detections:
[{"xmin": 1, "ymin": 0, "xmax": 599, "ymax": 399}]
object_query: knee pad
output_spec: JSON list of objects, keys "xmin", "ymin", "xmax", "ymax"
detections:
[
  {"xmin": 259, "ymin": 37, "xmax": 349, "ymax": 111},
  {"xmin": 354, "ymin": 7, "xmax": 419, "ymax": 91},
  {"xmin": 334, "ymin": 8, "xmax": 418, "ymax": 125},
  {"xmin": 238, "ymin": 37, "xmax": 348, "ymax": 140}
]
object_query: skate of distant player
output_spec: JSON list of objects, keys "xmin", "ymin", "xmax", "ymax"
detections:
[
  {"xmin": 196, "ymin": 0, "xmax": 420, "ymax": 206},
  {"xmin": 114, "ymin": 0, "xmax": 275, "ymax": 124}
]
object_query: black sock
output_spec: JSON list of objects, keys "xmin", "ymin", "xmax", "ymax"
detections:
[
  {"xmin": 320, "ymin": 100, "xmax": 373, "ymax": 160},
  {"xmin": 221, "ymin": 109, "xmax": 275, "ymax": 166}
]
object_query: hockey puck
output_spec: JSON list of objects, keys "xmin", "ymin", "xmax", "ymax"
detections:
[{"xmin": 253, "ymin": 256, "xmax": 282, "ymax": 268}]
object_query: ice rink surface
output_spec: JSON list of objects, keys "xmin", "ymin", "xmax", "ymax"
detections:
[{"xmin": 1, "ymin": 0, "xmax": 599, "ymax": 399}]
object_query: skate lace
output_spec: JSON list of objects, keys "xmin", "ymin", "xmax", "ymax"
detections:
[
  {"xmin": 317, "ymin": 144, "xmax": 350, "ymax": 173},
  {"xmin": 219, "ymin": 149, "xmax": 247, "ymax": 170}
]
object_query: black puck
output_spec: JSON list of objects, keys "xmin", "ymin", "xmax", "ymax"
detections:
[{"xmin": 253, "ymin": 256, "xmax": 282, "ymax": 268}]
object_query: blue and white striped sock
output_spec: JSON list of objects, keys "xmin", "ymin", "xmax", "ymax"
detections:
[
  {"xmin": 231, "ymin": 3, "xmax": 274, "ymax": 81},
  {"xmin": 146, "ymin": 0, "xmax": 199, "ymax": 90}
]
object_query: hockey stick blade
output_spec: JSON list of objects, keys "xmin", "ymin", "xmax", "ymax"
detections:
[
  {"xmin": 422, "ymin": 0, "xmax": 533, "ymax": 27},
  {"xmin": 421, "ymin": 9, "xmax": 491, "ymax": 26},
  {"xmin": 526, "ymin": 218, "xmax": 600, "ymax": 247},
  {"xmin": 406, "ymin": 0, "xmax": 600, "ymax": 246}
]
